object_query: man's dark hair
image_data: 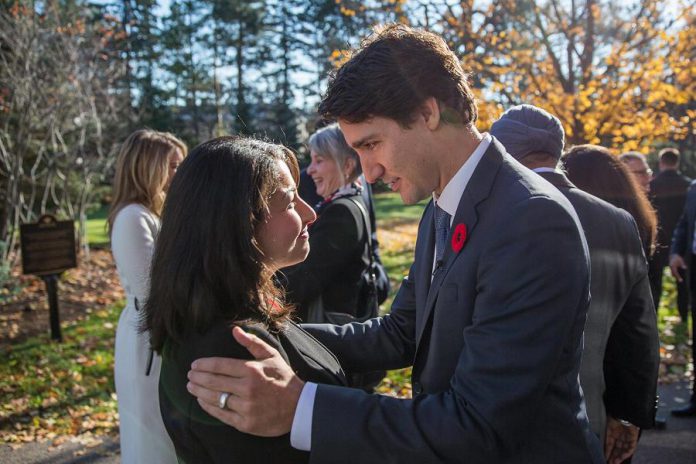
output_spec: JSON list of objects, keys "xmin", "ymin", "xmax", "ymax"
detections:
[
  {"xmin": 659, "ymin": 147, "xmax": 680, "ymax": 166},
  {"xmin": 143, "ymin": 136, "xmax": 298, "ymax": 352},
  {"xmin": 319, "ymin": 24, "xmax": 477, "ymax": 127}
]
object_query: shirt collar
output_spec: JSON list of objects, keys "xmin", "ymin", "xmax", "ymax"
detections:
[
  {"xmin": 434, "ymin": 133, "xmax": 492, "ymax": 219},
  {"xmin": 532, "ymin": 167, "xmax": 561, "ymax": 174}
]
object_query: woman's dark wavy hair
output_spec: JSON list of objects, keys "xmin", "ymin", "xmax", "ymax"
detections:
[
  {"xmin": 319, "ymin": 24, "xmax": 477, "ymax": 128},
  {"xmin": 562, "ymin": 144, "xmax": 657, "ymax": 256},
  {"xmin": 143, "ymin": 136, "xmax": 299, "ymax": 352}
]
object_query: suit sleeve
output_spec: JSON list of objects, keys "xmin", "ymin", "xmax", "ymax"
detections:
[
  {"xmin": 670, "ymin": 200, "xmax": 691, "ymax": 257},
  {"xmin": 308, "ymin": 196, "xmax": 590, "ymax": 463},
  {"xmin": 301, "ymin": 266, "xmax": 418, "ymax": 372},
  {"xmin": 282, "ymin": 202, "xmax": 364, "ymax": 309},
  {"xmin": 603, "ymin": 218, "xmax": 659, "ymax": 428},
  {"xmin": 299, "ymin": 203, "xmax": 433, "ymax": 372}
]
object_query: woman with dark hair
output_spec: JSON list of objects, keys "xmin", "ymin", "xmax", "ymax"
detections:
[
  {"xmin": 144, "ymin": 137, "xmax": 347, "ymax": 463},
  {"xmin": 563, "ymin": 144, "xmax": 658, "ymax": 257}
]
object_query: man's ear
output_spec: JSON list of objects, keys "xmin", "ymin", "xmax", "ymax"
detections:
[{"xmin": 419, "ymin": 97, "xmax": 441, "ymax": 131}]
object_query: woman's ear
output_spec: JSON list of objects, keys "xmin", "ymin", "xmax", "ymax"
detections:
[{"xmin": 344, "ymin": 157, "xmax": 357, "ymax": 177}]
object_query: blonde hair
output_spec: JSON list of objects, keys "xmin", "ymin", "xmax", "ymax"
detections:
[
  {"xmin": 308, "ymin": 123, "xmax": 362, "ymax": 187},
  {"xmin": 107, "ymin": 129, "xmax": 187, "ymax": 234}
]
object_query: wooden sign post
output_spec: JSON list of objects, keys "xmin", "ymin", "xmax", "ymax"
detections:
[{"xmin": 20, "ymin": 215, "xmax": 78, "ymax": 341}]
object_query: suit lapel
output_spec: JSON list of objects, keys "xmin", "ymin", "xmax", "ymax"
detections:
[
  {"xmin": 415, "ymin": 201, "xmax": 436, "ymax": 316},
  {"xmin": 415, "ymin": 140, "xmax": 505, "ymax": 348}
]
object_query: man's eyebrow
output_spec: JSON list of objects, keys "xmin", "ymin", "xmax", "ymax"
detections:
[{"xmin": 351, "ymin": 134, "xmax": 378, "ymax": 149}]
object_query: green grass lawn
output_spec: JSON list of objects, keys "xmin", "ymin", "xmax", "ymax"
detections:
[
  {"xmin": 85, "ymin": 205, "xmax": 109, "ymax": 247},
  {"xmin": 373, "ymin": 191, "xmax": 428, "ymax": 222},
  {"xmin": 0, "ymin": 304, "xmax": 122, "ymax": 442},
  {"xmin": 373, "ymin": 191, "xmax": 427, "ymax": 303}
]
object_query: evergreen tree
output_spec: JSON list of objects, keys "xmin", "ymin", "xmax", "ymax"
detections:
[
  {"xmin": 160, "ymin": 0, "xmax": 215, "ymax": 145},
  {"xmin": 208, "ymin": 0, "xmax": 265, "ymax": 136},
  {"xmin": 119, "ymin": 0, "xmax": 169, "ymax": 128}
]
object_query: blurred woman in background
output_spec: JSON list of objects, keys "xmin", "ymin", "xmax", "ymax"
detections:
[
  {"xmin": 108, "ymin": 129, "xmax": 186, "ymax": 462},
  {"xmin": 563, "ymin": 144, "xmax": 657, "ymax": 258}
]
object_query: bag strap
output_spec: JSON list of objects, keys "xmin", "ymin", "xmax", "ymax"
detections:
[
  {"xmin": 135, "ymin": 297, "xmax": 155, "ymax": 377},
  {"xmin": 341, "ymin": 196, "xmax": 375, "ymax": 269}
]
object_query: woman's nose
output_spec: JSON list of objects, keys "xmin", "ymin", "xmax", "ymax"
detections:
[{"xmin": 299, "ymin": 198, "xmax": 317, "ymax": 225}]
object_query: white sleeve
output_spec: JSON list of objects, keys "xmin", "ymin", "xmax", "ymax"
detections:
[
  {"xmin": 290, "ymin": 382, "xmax": 318, "ymax": 451},
  {"xmin": 111, "ymin": 206, "xmax": 157, "ymax": 304}
]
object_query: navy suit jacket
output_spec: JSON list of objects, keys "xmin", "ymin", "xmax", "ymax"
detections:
[
  {"xmin": 671, "ymin": 180, "xmax": 696, "ymax": 289},
  {"xmin": 304, "ymin": 139, "xmax": 604, "ymax": 463}
]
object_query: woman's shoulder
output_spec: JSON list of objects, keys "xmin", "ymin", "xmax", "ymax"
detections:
[
  {"xmin": 113, "ymin": 203, "xmax": 158, "ymax": 228},
  {"xmin": 277, "ymin": 322, "xmax": 347, "ymax": 386},
  {"xmin": 169, "ymin": 320, "xmax": 284, "ymax": 363}
]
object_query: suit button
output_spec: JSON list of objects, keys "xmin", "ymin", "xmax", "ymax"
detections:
[{"xmin": 413, "ymin": 382, "xmax": 423, "ymax": 395}]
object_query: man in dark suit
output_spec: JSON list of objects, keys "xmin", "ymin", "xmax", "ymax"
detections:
[
  {"xmin": 668, "ymin": 181, "xmax": 696, "ymax": 417},
  {"xmin": 491, "ymin": 104, "xmax": 659, "ymax": 463},
  {"xmin": 186, "ymin": 25, "xmax": 603, "ymax": 463},
  {"xmin": 649, "ymin": 148, "xmax": 691, "ymax": 318}
]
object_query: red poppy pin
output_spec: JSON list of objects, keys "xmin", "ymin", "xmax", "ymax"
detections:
[{"xmin": 451, "ymin": 223, "xmax": 467, "ymax": 253}]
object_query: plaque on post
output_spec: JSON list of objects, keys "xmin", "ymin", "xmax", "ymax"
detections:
[{"xmin": 20, "ymin": 215, "xmax": 78, "ymax": 341}]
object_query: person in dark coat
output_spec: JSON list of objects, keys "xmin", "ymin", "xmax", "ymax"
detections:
[
  {"xmin": 282, "ymin": 124, "xmax": 373, "ymax": 322},
  {"xmin": 492, "ymin": 105, "xmax": 659, "ymax": 464},
  {"xmin": 143, "ymin": 137, "xmax": 347, "ymax": 463},
  {"xmin": 668, "ymin": 180, "xmax": 696, "ymax": 417},
  {"xmin": 649, "ymin": 148, "xmax": 691, "ymax": 318},
  {"xmin": 298, "ymin": 167, "xmax": 390, "ymax": 305}
]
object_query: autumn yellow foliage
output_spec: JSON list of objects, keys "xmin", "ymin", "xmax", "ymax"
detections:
[{"xmin": 337, "ymin": 0, "xmax": 695, "ymax": 154}]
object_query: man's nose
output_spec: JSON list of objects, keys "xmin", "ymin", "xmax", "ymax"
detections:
[{"xmin": 362, "ymin": 162, "xmax": 384, "ymax": 184}]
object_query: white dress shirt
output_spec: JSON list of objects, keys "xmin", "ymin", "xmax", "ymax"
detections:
[{"xmin": 290, "ymin": 133, "xmax": 492, "ymax": 451}]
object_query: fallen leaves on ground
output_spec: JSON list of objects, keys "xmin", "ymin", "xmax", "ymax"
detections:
[{"xmin": 1, "ymin": 249, "xmax": 123, "ymax": 444}]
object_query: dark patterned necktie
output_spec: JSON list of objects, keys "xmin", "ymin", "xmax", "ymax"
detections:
[{"xmin": 434, "ymin": 204, "xmax": 451, "ymax": 263}]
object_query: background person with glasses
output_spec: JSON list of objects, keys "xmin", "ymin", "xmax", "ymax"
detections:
[{"xmin": 621, "ymin": 151, "xmax": 654, "ymax": 194}]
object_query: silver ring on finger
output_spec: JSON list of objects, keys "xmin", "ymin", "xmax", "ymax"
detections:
[{"xmin": 218, "ymin": 391, "xmax": 231, "ymax": 409}]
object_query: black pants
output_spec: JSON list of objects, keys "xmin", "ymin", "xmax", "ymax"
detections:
[{"xmin": 686, "ymin": 255, "xmax": 696, "ymax": 398}]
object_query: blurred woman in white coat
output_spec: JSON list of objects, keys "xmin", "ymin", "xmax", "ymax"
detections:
[{"xmin": 108, "ymin": 129, "xmax": 187, "ymax": 463}]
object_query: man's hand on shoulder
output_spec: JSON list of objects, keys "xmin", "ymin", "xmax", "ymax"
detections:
[{"xmin": 187, "ymin": 326, "xmax": 305, "ymax": 437}]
